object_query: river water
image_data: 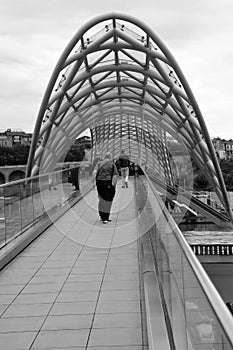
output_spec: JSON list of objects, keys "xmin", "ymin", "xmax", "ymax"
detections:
[{"xmin": 183, "ymin": 229, "xmax": 233, "ymax": 245}]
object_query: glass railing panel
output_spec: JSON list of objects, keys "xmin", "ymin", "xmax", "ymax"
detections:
[
  {"xmin": 61, "ymin": 168, "xmax": 74, "ymax": 199},
  {"xmin": 31, "ymin": 176, "xmax": 44, "ymax": 225},
  {"xmin": 0, "ymin": 186, "xmax": 5, "ymax": 247},
  {"xmin": 19, "ymin": 179, "xmax": 34, "ymax": 232},
  {"xmin": 79, "ymin": 165, "xmax": 92, "ymax": 193},
  {"xmin": 3, "ymin": 181, "xmax": 22, "ymax": 244},
  {"xmin": 161, "ymin": 233, "xmax": 223, "ymax": 349},
  {"xmin": 39, "ymin": 174, "xmax": 54, "ymax": 214},
  {"xmin": 143, "ymin": 175, "xmax": 233, "ymax": 349},
  {"xmin": 0, "ymin": 165, "xmax": 93, "ymax": 251}
]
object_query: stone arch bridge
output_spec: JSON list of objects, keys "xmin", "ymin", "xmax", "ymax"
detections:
[{"xmin": 0, "ymin": 165, "xmax": 26, "ymax": 184}]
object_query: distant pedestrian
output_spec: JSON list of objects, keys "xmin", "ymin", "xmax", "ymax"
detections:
[
  {"xmin": 115, "ymin": 158, "xmax": 121, "ymax": 176},
  {"xmin": 118, "ymin": 149, "xmax": 130, "ymax": 188},
  {"xmin": 70, "ymin": 167, "xmax": 79, "ymax": 190},
  {"xmin": 93, "ymin": 153, "xmax": 118, "ymax": 223}
]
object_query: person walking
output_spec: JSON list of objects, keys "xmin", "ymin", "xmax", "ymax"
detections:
[
  {"xmin": 70, "ymin": 166, "xmax": 80, "ymax": 191},
  {"xmin": 93, "ymin": 153, "xmax": 118, "ymax": 223},
  {"xmin": 118, "ymin": 149, "xmax": 130, "ymax": 188}
]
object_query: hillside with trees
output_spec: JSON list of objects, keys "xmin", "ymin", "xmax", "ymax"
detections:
[
  {"xmin": 0, "ymin": 144, "xmax": 30, "ymax": 166},
  {"xmin": 1, "ymin": 136, "xmax": 233, "ymax": 191},
  {"xmin": 167, "ymin": 138, "xmax": 233, "ymax": 191},
  {"xmin": 0, "ymin": 136, "xmax": 91, "ymax": 166},
  {"xmin": 188, "ymin": 160, "xmax": 233, "ymax": 191}
]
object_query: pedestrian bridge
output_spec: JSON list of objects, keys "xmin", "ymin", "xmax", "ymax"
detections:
[
  {"xmin": 0, "ymin": 171, "xmax": 233, "ymax": 349},
  {"xmin": 1, "ymin": 12, "xmax": 233, "ymax": 349}
]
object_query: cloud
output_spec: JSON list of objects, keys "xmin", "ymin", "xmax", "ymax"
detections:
[{"xmin": 0, "ymin": 0, "xmax": 232, "ymax": 138}]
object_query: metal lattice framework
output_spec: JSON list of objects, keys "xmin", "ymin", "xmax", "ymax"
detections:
[{"xmin": 26, "ymin": 12, "xmax": 232, "ymax": 219}]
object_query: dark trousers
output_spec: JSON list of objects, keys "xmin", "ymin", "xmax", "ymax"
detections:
[
  {"xmin": 96, "ymin": 180, "xmax": 115, "ymax": 220},
  {"xmin": 71, "ymin": 168, "xmax": 79, "ymax": 190}
]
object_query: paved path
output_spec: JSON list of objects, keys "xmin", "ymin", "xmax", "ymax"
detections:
[{"xmin": 0, "ymin": 180, "xmax": 148, "ymax": 349}]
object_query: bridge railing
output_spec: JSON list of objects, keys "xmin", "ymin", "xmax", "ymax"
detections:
[
  {"xmin": 181, "ymin": 186, "xmax": 226, "ymax": 214},
  {"xmin": 191, "ymin": 244, "xmax": 233, "ymax": 256},
  {"xmin": 0, "ymin": 166, "xmax": 93, "ymax": 250},
  {"xmin": 139, "ymin": 174, "xmax": 233, "ymax": 349},
  {"xmin": 146, "ymin": 169, "xmax": 230, "ymax": 224}
]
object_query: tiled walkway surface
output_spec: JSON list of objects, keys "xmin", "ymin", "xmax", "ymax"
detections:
[{"xmin": 0, "ymin": 180, "xmax": 148, "ymax": 349}]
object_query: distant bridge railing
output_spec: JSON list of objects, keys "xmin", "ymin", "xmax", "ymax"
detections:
[
  {"xmin": 145, "ymin": 168, "xmax": 230, "ymax": 224},
  {"xmin": 184, "ymin": 186, "xmax": 226, "ymax": 214},
  {"xmin": 191, "ymin": 244, "xmax": 233, "ymax": 255}
]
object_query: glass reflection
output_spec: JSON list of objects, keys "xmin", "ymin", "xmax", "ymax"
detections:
[{"xmin": 0, "ymin": 166, "xmax": 92, "ymax": 249}]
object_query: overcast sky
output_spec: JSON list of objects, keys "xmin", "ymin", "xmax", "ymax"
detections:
[{"xmin": 1, "ymin": 0, "xmax": 233, "ymax": 139}]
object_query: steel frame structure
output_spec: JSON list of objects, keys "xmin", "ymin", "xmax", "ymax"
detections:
[{"xmin": 26, "ymin": 12, "xmax": 232, "ymax": 220}]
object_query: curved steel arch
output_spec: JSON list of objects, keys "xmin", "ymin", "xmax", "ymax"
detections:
[{"xmin": 26, "ymin": 12, "xmax": 232, "ymax": 219}]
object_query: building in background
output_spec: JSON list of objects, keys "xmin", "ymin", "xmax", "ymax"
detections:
[
  {"xmin": 0, "ymin": 129, "xmax": 32, "ymax": 147},
  {"xmin": 74, "ymin": 135, "xmax": 91, "ymax": 148},
  {"xmin": 212, "ymin": 137, "xmax": 233, "ymax": 160},
  {"xmin": 223, "ymin": 140, "xmax": 233, "ymax": 160},
  {"xmin": 1, "ymin": 130, "xmax": 233, "ymax": 161}
]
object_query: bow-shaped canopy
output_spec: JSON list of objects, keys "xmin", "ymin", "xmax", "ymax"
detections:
[{"xmin": 26, "ymin": 12, "xmax": 231, "ymax": 219}]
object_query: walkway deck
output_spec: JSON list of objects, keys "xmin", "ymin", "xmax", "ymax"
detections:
[{"xmin": 0, "ymin": 180, "xmax": 148, "ymax": 349}]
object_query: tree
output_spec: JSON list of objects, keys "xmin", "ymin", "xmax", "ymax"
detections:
[
  {"xmin": 64, "ymin": 144, "xmax": 85, "ymax": 162},
  {"xmin": 11, "ymin": 144, "xmax": 30, "ymax": 165},
  {"xmin": 194, "ymin": 173, "xmax": 211, "ymax": 191},
  {"xmin": 0, "ymin": 144, "xmax": 29, "ymax": 165}
]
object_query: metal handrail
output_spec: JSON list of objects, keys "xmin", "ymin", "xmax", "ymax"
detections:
[{"xmin": 0, "ymin": 166, "xmax": 73, "ymax": 189}]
